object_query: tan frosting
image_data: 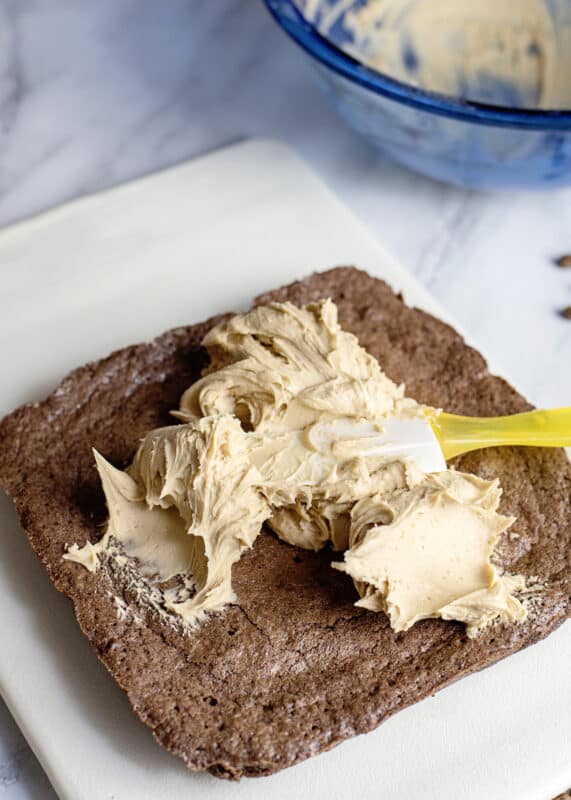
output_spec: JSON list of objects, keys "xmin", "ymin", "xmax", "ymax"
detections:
[
  {"xmin": 177, "ymin": 300, "xmax": 418, "ymax": 431},
  {"xmin": 65, "ymin": 419, "xmax": 269, "ymax": 625},
  {"xmin": 65, "ymin": 299, "xmax": 527, "ymax": 635},
  {"xmin": 337, "ymin": 470, "xmax": 526, "ymax": 637},
  {"xmin": 304, "ymin": 0, "xmax": 571, "ymax": 109},
  {"xmin": 178, "ymin": 300, "xmax": 422, "ymax": 552}
]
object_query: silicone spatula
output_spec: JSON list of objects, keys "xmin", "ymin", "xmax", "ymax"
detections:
[{"xmin": 318, "ymin": 408, "xmax": 571, "ymax": 474}]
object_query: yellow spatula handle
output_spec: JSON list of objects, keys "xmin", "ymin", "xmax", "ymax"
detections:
[{"xmin": 429, "ymin": 407, "xmax": 571, "ymax": 461}]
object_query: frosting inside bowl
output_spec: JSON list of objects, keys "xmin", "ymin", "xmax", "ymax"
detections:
[{"xmin": 300, "ymin": 0, "xmax": 571, "ymax": 109}]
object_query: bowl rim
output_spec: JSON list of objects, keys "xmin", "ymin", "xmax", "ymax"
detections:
[{"xmin": 263, "ymin": 0, "xmax": 571, "ymax": 130}]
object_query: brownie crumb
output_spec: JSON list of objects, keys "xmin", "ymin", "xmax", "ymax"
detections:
[
  {"xmin": 555, "ymin": 254, "xmax": 571, "ymax": 268},
  {"xmin": 560, "ymin": 306, "xmax": 571, "ymax": 320}
]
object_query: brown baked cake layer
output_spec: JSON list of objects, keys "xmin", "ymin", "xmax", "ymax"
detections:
[{"xmin": 0, "ymin": 267, "xmax": 569, "ymax": 779}]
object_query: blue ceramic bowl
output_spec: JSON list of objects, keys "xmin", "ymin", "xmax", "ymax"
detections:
[{"xmin": 264, "ymin": 0, "xmax": 571, "ymax": 189}]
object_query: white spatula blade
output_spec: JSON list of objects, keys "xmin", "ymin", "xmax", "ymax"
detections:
[
  {"xmin": 371, "ymin": 416, "xmax": 446, "ymax": 473},
  {"xmin": 309, "ymin": 416, "xmax": 447, "ymax": 474}
]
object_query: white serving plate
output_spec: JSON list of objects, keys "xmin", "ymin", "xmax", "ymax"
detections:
[{"xmin": 0, "ymin": 139, "xmax": 569, "ymax": 800}]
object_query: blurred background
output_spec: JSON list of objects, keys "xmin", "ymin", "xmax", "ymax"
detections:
[
  {"xmin": 0, "ymin": 1, "xmax": 570, "ymax": 797},
  {"xmin": 0, "ymin": 2, "xmax": 568, "ymax": 399}
]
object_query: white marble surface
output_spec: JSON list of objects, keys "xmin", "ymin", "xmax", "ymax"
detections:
[{"xmin": 0, "ymin": 1, "xmax": 569, "ymax": 798}]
